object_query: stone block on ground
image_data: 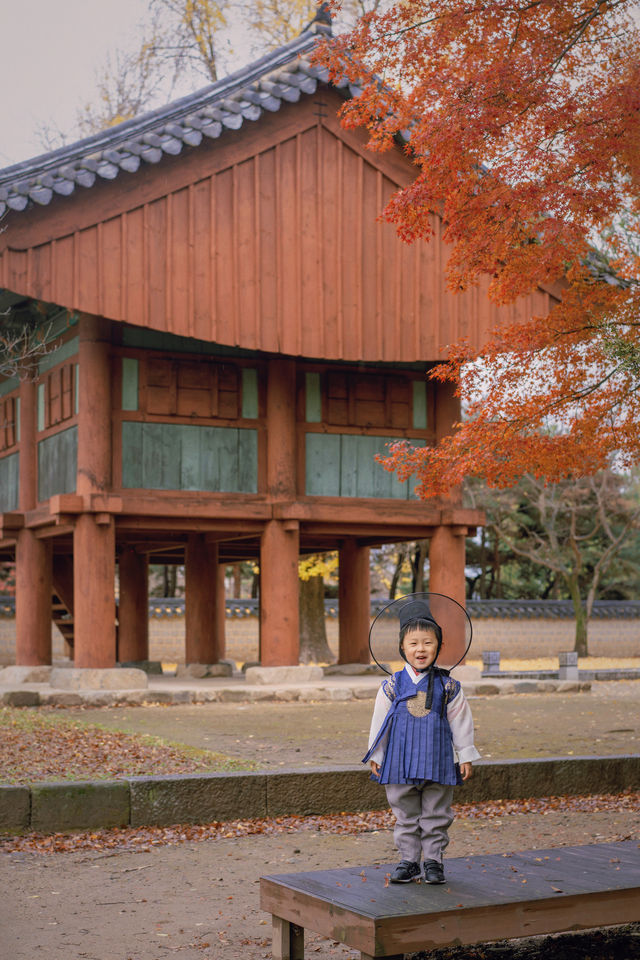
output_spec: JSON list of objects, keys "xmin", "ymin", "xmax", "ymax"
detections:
[
  {"xmin": 119, "ymin": 660, "xmax": 164, "ymax": 675},
  {"xmin": 0, "ymin": 665, "xmax": 52, "ymax": 683},
  {"xmin": 351, "ymin": 686, "xmax": 378, "ymax": 699},
  {"xmin": 176, "ymin": 662, "xmax": 233, "ymax": 678},
  {"xmin": 49, "ymin": 667, "xmax": 148, "ymax": 690},
  {"xmin": 40, "ymin": 691, "xmax": 84, "ymax": 707},
  {"xmin": 244, "ymin": 665, "xmax": 324, "ymax": 684},
  {"xmin": 323, "ymin": 663, "xmax": 386, "ymax": 676},
  {"xmin": 298, "ymin": 688, "xmax": 331, "ymax": 702},
  {"xmin": 2, "ymin": 690, "xmax": 41, "ymax": 706},
  {"xmin": 461, "ymin": 755, "xmax": 640, "ymax": 804},
  {"xmin": 0, "ymin": 785, "xmax": 31, "ymax": 834},
  {"xmin": 128, "ymin": 772, "xmax": 267, "ymax": 827},
  {"xmin": 30, "ymin": 780, "xmax": 130, "ymax": 833},
  {"xmin": 267, "ymin": 767, "xmax": 387, "ymax": 817}
]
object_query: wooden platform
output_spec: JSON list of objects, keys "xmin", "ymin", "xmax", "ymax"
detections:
[{"xmin": 260, "ymin": 841, "xmax": 640, "ymax": 959}]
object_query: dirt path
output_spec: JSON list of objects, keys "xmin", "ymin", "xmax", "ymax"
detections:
[
  {"xmin": 69, "ymin": 683, "xmax": 640, "ymax": 770},
  {"xmin": 2, "ymin": 803, "xmax": 638, "ymax": 960}
]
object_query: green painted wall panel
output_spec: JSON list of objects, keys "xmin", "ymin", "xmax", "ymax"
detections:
[
  {"xmin": 121, "ymin": 422, "xmax": 257, "ymax": 493},
  {"xmin": 121, "ymin": 358, "xmax": 139, "ymax": 411},
  {"xmin": 305, "ymin": 372, "xmax": 322, "ymax": 423},
  {"xmin": 241, "ymin": 369, "xmax": 259, "ymax": 419},
  {"xmin": 37, "ymin": 426, "xmax": 77, "ymax": 502},
  {"xmin": 37, "ymin": 384, "xmax": 45, "ymax": 432},
  {"xmin": 413, "ymin": 381, "xmax": 428, "ymax": 429},
  {"xmin": 306, "ymin": 433, "xmax": 341, "ymax": 497},
  {"xmin": 306, "ymin": 433, "xmax": 424, "ymax": 499},
  {"xmin": 0, "ymin": 453, "xmax": 19, "ymax": 511},
  {"xmin": 236, "ymin": 429, "xmax": 258, "ymax": 493}
]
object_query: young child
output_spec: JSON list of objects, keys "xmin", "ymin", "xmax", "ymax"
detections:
[{"xmin": 363, "ymin": 598, "xmax": 480, "ymax": 884}]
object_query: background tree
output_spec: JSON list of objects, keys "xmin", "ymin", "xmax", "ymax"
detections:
[
  {"xmin": 0, "ymin": 311, "xmax": 55, "ymax": 381},
  {"xmin": 466, "ymin": 470, "xmax": 640, "ymax": 654},
  {"xmin": 74, "ymin": 1, "xmax": 385, "ymax": 135},
  {"xmin": 298, "ymin": 552, "xmax": 338, "ymax": 663},
  {"xmin": 321, "ymin": 1, "xmax": 640, "ymax": 492}
]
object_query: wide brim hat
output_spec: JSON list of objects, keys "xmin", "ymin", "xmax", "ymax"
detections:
[{"xmin": 368, "ymin": 591, "xmax": 473, "ymax": 674}]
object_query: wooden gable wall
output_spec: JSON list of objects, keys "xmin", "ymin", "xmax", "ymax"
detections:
[{"xmin": 0, "ymin": 92, "xmax": 553, "ymax": 363}]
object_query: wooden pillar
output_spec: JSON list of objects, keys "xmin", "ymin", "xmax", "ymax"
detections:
[
  {"xmin": 15, "ymin": 533, "xmax": 52, "ymax": 665},
  {"xmin": 185, "ymin": 536, "xmax": 220, "ymax": 664},
  {"xmin": 76, "ymin": 315, "xmax": 112, "ymax": 497},
  {"xmin": 74, "ymin": 315, "xmax": 116, "ymax": 667},
  {"xmin": 118, "ymin": 549, "xmax": 149, "ymax": 663},
  {"xmin": 429, "ymin": 525, "xmax": 467, "ymax": 667},
  {"xmin": 15, "ymin": 378, "xmax": 53, "ymax": 665},
  {"xmin": 216, "ymin": 562, "xmax": 226, "ymax": 661},
  {"xmin": 435, "ymin": 380, "xmax": 462, "ymax": 505},
  {"xmin": 260, "ymin": 520, "xmax": 300, "ymax": 666},
  {"xmin": 338, "ymin": 540, "xmax": 370, "ymax": 664},
  {"xmin": 260, "ymin": 357, "xmax": 299, "ymax": 665},
  {"xmin": 266, "ymin": 358, "xmax": 297, "ymax": 499},
  {"xmin": 74, "ymin": 514, "xmax": 116, "ymax": 667}
]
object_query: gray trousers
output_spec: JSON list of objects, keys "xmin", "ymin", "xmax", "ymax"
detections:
[{"xmin": 385, "ymin": 781, "xmax": 454, "ymax": 863}]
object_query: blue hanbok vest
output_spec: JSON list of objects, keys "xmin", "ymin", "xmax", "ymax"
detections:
[{"xmin": 363, "ymin": 667, "xmax": 461, "ymax": 786}]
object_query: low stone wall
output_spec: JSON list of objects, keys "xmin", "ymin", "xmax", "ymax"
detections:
[
  {"xmin": 1, "ymin": 755, "xmax": 638, "ymax": 835},
  {"xmin": 0, "ymin": 613, "xmax": 638, "ymax": 666}
]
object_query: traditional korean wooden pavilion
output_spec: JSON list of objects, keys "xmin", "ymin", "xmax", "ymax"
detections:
[{"xmin": 0, "ymin": 20, "xmax": 552, "ymax": 670}]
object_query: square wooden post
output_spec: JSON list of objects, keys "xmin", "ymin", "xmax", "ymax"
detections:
[
  {"xmin": 261, "ymin": 356, "xmax": 299, "ymax": 666},
  {"xmin": 15, "ymin": 377, "xmax": 53, "ymax": 665},
  {"xmin": 260, "ymin": 520, "xmax": 300, "ymax": 666},
  {"xmin": 74, "ymin": 513, "xmax": 117, "ymax": 668},
  {"xmin": 15, "ymin": 532, "xmax": 52, "ymax": 665},
  {"xmin": 429, "ymin": 525, "xmax": 467, "ymax": 666},
  {"xmin": 216, "ymin": 560, "xmax": 226, "ymax": 661},
  {"xmin": 74, "ymin": 315, "xmax": 117, "ymax": 667},
  {"xmin": 338, "ymin": 540, "xmax": 370, "ymax": 664},
  {"xmin": 272, "ymin": 916, "xmax": 304, "ymax": 960},
  {"xmin": 185, "ymin": 535, "xmax": 221, "ymax": 664},
  {"xmin": 118, "ymin": 548, "xmax": 149, "ymax": 663}
]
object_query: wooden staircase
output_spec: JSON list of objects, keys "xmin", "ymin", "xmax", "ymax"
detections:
[
  {"xmin": 52, "ymin": 557, "xmax": 74, "ymax": 657},
  {"xmin": 51, "ymin": 591, "xmax": 74, "ymax": 651}
]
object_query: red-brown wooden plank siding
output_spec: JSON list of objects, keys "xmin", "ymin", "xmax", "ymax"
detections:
[{"xmin": 0, "ymin": 93, "xmax": 553, "ymax": 363}]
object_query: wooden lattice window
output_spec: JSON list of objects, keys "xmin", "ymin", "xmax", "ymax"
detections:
[
  {"xmin": 325, "ymin": 372, "xmax": 412, "ymax": 429},
  {"xmin": 37, "ymin": 363, "xmax": 77, "ymax": 432},
  {"xmin": 140, "ymin": 357, "xmax": 246, "ymax": 420},
  {"xmin": 0, "ymin": 396, "xmax": 17, "ymax": 451}
]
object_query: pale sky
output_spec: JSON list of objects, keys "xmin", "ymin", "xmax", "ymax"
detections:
[{"xmin": 0, "ymin": 0, "xmax": 252, "ymax": 169}]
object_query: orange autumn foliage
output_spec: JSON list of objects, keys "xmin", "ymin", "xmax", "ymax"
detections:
[{"xmin": 318, "ymin": 0, "xmax": 640, "ymax": 494}]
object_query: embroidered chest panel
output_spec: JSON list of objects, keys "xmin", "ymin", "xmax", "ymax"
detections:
[{"xmin": 406, "ymin": 690, "xmax": 431, "ymax": 717}]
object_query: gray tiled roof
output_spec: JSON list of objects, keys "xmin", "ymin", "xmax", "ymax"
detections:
[{"xmin": 0, "ymin": 22, "xmax": 357, "ymax": 219}]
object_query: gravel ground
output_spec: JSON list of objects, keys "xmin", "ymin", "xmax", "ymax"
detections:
[
  {"xmin": 2, "ymin": 804, "xmax": 638, "ymax": 960},
  {"xmin": 67, "ymin": 681, "xmax": 640, "ymax": 770},
  {"xmin": 2, "ymin": 682, "xmax": 638, "ymax": 960}
]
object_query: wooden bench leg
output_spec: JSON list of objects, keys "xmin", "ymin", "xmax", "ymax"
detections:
[{"xmin": 272, "ymin": 915, "xmax": 304, "ymax": 960}]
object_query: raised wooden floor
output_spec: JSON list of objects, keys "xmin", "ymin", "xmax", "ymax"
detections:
[{"xmin": 260, "ymin": 841, "xmax": 639, "ymax": 959}]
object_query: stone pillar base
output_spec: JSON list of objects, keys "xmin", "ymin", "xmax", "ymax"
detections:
[{"xmin": 49, "ymin": 668, "xmax": 148, "ymax": 690}]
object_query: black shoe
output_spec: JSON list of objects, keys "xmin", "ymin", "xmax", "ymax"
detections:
[
  {"xmin": 390, "ymin": 860, "xmax": 421, "ymax": 883},
  {"xmin": 423, "ymin": 859, "xmax": 445, "ymax": 884}
]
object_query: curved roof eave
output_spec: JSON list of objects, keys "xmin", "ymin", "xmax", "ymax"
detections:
[{"xmin": 0, "ymin": 22, "xmax": 362, "ymax": 218}]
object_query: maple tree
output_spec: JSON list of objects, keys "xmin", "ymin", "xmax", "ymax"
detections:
[{"xmin": 320, "ymin": 0, "xmax": 640, "ymax": 493}]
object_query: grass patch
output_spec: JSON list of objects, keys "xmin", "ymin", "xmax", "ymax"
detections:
[{"xmin": 0, "ymin": 707, "xmax": 256, "ymax": 784}]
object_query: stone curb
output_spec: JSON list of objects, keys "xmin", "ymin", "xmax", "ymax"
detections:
[
  {"xmin": 0, "ymin": 678, "xmax": 593, "ymax": 708},
  {"xmin": 1, "ymin": 754, "xmax": 638, "ymax": 836}
]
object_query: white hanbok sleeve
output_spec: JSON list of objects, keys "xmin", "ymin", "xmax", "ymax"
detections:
[
  {"xmin": 366, "ymin": 684, "xmax": 393, "ymax": 766},
  {"xmin": 446, "ymin": 687, "xmax": 481, "ymax": 764}
]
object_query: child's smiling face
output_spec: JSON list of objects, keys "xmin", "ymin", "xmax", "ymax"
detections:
[{"xmin": 401, "ymin": 627, "xmax": 439, "ymax": 671}]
